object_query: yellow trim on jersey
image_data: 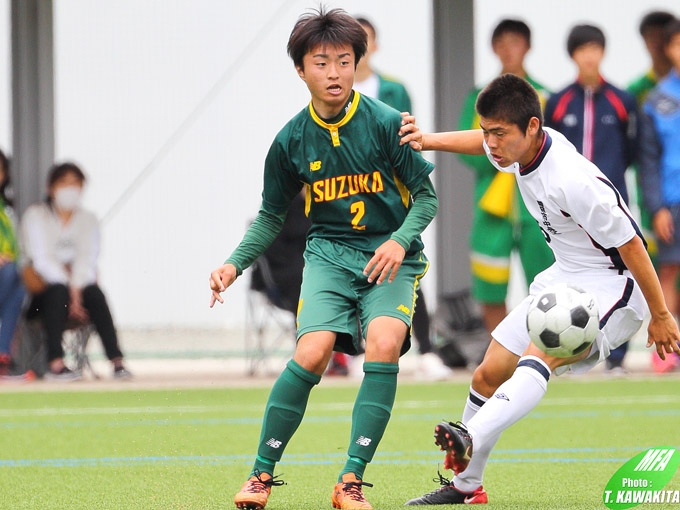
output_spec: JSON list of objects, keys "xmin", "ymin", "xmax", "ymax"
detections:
[
  {"xmin": 303, "ymin": 183, "xmax": 312, "ymax": 217},
  {"xmin": 407, "ymin": 256, "xmax": 430, "ymax": 329},
  {"xmin": 308, "ymin": 92, "xmax": 362, "ymax": 147},
  {"xmin": 394, "ymin": 174, "xmax": 410, "ymax": 208}
]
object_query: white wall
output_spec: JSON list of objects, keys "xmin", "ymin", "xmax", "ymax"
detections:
[
  {"xmin": 0, "ymin": 0, "xmax": 10, "ymax": 151},
  {"xmin": 19, "ymin": 0, "xmax": 671, "ymax": 331}
]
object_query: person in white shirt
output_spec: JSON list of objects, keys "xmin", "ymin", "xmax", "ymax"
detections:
[
  {"xmin": 20, "ymin": 162, "xmax": 131, "ymax": 380},
  {"xmin": 398, "ymin": 73, "xmax": 680, "ymax": 505}
]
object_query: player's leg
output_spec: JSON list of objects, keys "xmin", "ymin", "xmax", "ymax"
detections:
[
  {"xmin": 333, "ymin": 315, "xmax": 406, "ymax": 509},
  {"xmin": 452, "ymin": 274, "xmax": 646, "ymax": 494},
  {"xmin": 463, "ymin": 340, "xmax": 519, "ymax": 423},
  {"xmin": 235, "ymin": 241, "xmax": 356, "ymax": 509},
  {"xmin": 652, "ymin": 206, "xmax": 680, "ymax": 372},
  {"xmin": 234, "ymin": 332, "xmax": 333, "ymax": 509},
  {"xmin": 333, "ymin": 253, "xmax": 425, "ymax": 509},
  {"xmin": 404, "ymin": 294, "xmax": 538, "ymax": 506}
]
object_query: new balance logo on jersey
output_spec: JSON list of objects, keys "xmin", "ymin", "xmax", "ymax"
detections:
[
  {"xmin": 494, "ymin": 393, "xmax": 509, "ymax": 401},
  {"xmin": 397, "ymin": 304, "xmax": 411, "ymax": 315},
  {"xmin": 310, "ymin": 160, "xmax": 322, "ymax": 171},
  {"xmin": 356, "ymin": 436, "xmax": 372, "ymax": 447},
  {"xmin": 266, "ymin": 438, "xmax": 283, "ymax": 449}
]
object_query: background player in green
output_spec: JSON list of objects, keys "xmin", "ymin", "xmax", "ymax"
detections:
[
  {"xmin": 458, "ymin": 19, "xmax": 554, "ymax": 337},
  {"xmin": 209, "ymin": 7, "xmax": 437, "ymax": 510}
]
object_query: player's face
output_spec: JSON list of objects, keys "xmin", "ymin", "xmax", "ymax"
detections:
[
  {"xmin": 571, "ymin": 43, "xmax": 604, "ymax": 78},
  {"xmin": 665, "ymin": 34, "xmax": 680, "ymax": 71},
  {"xmin": 296, "ymin": 43, "xmax": 355, "ymax": 119},
  {"xmin": 492, "ymin": 32, "xmax": 530, "ymax": 74},
  {"xmin": 644, "ymin": 26, "xmax": 670, "ymax": 64},
  {"xmin": 479, "ymin": 116, "xmax": 541, "ymax": 167}
]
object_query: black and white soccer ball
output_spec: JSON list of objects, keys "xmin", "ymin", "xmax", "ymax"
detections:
[{"xmin": 526, "ymin": 284, "xmax": 599, "ymax": 358}]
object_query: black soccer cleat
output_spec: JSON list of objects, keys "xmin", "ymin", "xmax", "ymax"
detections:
[
  {"xmin": 434, "ymin": 420, "xmax": 473, "ymax": 474},
  {"xmin": 404, "ymin": 471, "xmax": 488, "ymax": 505}
]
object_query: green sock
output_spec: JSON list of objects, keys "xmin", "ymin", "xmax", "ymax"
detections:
[
  {"xmin": 339, "ymin": 361, "xmax": 399, "ymax": 481},
  {"xmin": 251, "ymin": 359, "xmax": 321, "ymax": 476}
]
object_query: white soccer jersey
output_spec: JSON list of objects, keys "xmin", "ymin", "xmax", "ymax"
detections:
[
  {"xmin": 485, "ymin": 128, "xmax": 647, "ymax": 370},
  {"xmin": 484, "ymin": 127, "xmax": 642, "ymax": 275}
]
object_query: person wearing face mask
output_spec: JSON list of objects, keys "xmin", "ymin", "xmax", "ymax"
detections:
[{"xmin": 19, "ymin": 162, "xmax": 131, "ymax": 380}]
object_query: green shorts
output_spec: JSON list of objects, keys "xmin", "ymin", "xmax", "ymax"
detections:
[
  {"xmin": 297, "ymin": 237, "xmax": 429, "ymax": 356},
  {"xmin": 470, "ymin": 210, "xmax": 553, "ymax": 304}
]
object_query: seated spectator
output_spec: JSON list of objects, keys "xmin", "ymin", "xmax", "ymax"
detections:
[
  {"xmin": 0, "ymin": 149, "xmax": 26, "ymax": 376},
  {"xmin": 19, "ymin": 162, "xmax": 131, "ymax": 380}
]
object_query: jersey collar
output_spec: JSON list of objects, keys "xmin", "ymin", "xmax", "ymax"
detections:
[
  {"xmin": 519, "ymin": 130, "xmax": 552, "ymax": 176},
  {"xmin": 308, "ymin": 91, "xmax": 361, "ymax": 147}
]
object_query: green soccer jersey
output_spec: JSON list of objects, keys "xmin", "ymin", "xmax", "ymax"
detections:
[
  {"xmin": 628, "ymin": 69, "xmax": 659, "ymax": 105},
  {"xmin": 261, "ymin": 92, "xmax": 434, "ymax": 256}
]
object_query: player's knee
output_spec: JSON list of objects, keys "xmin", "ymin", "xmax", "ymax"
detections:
[
  {"xmin": 364, "ymin": 335, "xmax": 402, "ymax": 362},
  {"xmin": 471, "ymin": 359, "xmax": 514, "ymax": 397}
]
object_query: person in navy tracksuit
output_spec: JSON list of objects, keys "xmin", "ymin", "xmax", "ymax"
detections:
[{"xmin": 545, "ymin": 24, "xmax": 639, "ymax": 373}]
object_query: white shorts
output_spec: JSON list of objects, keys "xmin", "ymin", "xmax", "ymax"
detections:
[{"xmin": 492, "ymin": 264, "xmax": 647, "ymax": 374}]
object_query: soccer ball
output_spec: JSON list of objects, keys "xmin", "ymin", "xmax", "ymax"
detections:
[{"xmin": 526, "ymin": 284, "xmax": 599, "ymax": 358}]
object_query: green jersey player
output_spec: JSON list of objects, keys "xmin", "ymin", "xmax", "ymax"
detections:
[{"xmin": 209, "ymin": 7, "xmax": 437, "ymax": 510}]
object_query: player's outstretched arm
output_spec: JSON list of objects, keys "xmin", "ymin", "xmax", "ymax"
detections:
[
  {"xmin": 399, "ymin": 114, "xmax": 485, "ymax": 155},
  {"xmin": 618, "ymin": 236, "xmax": 680, "ymax": 359},
  {"xmin": 209, "ymin": 263, "xmax": 238, "ymax": 308}
]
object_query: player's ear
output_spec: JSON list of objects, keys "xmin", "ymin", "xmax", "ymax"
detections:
[
  {"xmin": 526, "ymin": 117, "xmax": 541, "ymax": 137},
  {"xmin": 296, "ymin": 64, "xmax": 306, "ymax": 81}
]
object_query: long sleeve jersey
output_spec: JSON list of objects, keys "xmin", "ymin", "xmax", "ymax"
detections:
[{"xmin": 639, "ymin": 69, "xmax": 680, "ymax": 213}]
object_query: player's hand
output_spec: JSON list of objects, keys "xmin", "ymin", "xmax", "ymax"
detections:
[
  {"xmin": 363, "ymin": 240, "xmax": 406, "ymax": 285},
  {"xmin": 652, "ymin": 208, "xmax": 674, "ymax": 244},
  {"xmin": 398, "ymin": 115, "xmax": 423, "ymax": 151},
  {"xmin": 209, "ymin": 263, "xmax": 238, "ymax": 307},
  {"xmin": 646, "ymin": 312, "xmax": 680, "ymax": 360}
]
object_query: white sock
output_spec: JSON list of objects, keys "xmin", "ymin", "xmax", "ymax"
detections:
[
  {"xmin": 453, "ymin": 356, "xmax": 550, "ymax": 492},
  {"xmin": 462, "ymin": 386, "xmax": 488, "ymax": 425}
]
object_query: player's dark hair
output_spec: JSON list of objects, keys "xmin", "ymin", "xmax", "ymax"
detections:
[
  {"xmin": 639, "ymin": 11, "xmax": 675, "ymax": 37},
  {"xmin": 567, "ymin": 24, "xmax": 606, "ymax": 56},
  {"xmin": 287, "ymin": 7, "xmax": 367, "ymax": 70},
  {"xmin": 46, "ymin": 161, "xmax": 86, "ymax": 197},
  {"xmin": 491, "ymin": 19, "xmax": 531, "ymax": 47},
  {"xmin": 0, "ymin": 148, "xmax": 12, "ymax": 206},
  {"xmin": 664, "ymin": 18, "xmax": 680, "ymax": 45},
  {"xmin": 476, "ymin": 74, "xmax": 543, "ymax": 133},
  {"xmin": 355, "ymin": 16, "xmax": 376, "ymax": 40}
]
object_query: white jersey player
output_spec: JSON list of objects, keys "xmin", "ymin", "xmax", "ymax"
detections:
[{"xmin": 398, "ymin": 74, "xmax": 680, "ymax": 506}]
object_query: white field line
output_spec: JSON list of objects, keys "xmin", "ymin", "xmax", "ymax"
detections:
[{"xmin": 1, "ymin": 394, "xmax": 679, "ymax": 418}]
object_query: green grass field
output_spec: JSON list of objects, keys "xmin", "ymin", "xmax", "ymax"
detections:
[{"xmin": 1, "ymin": 376, "xmax": 679, "ymax": 509}]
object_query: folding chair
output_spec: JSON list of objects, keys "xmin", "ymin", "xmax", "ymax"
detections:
[
  {"xmin": 13, "ymin": 316, "xmax": 98, "ymax": 379},
  {"xmin": 244, "ymin": 254, "xmax": 297, "ymax": 376}
]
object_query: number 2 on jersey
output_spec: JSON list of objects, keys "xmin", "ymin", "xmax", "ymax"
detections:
[{"xmin": 350, "ymin": 201, "xmax": 366, "ymax": 231}]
